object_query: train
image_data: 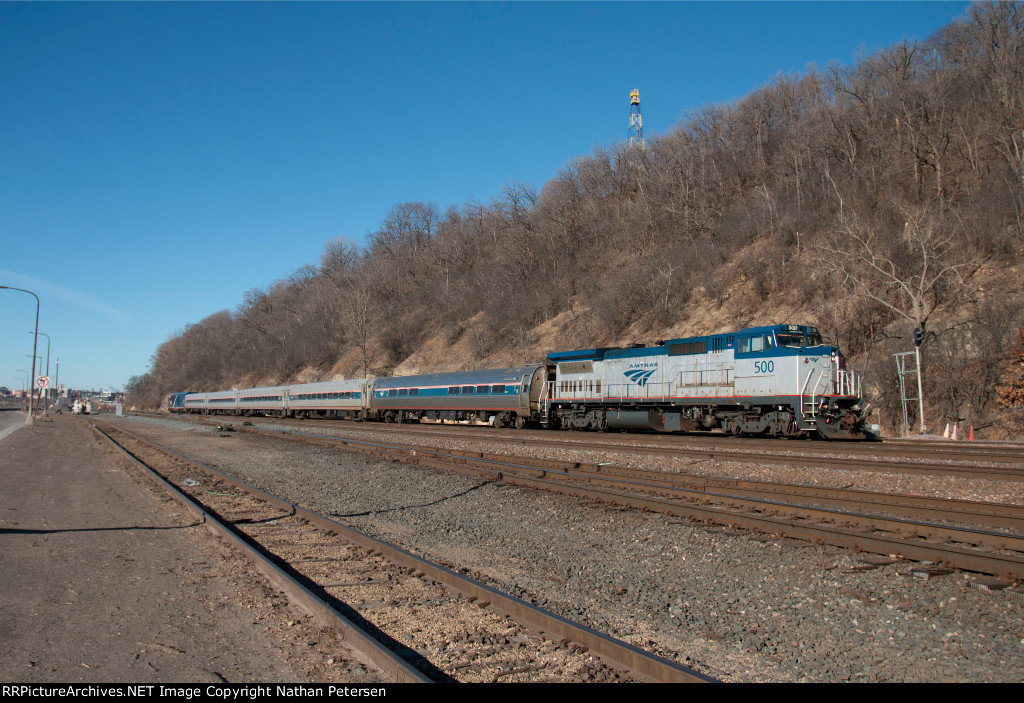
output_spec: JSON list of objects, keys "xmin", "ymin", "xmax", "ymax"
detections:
[{"xmin": 167, "ymin": 323, "xmax": 868, "ymax": 439}]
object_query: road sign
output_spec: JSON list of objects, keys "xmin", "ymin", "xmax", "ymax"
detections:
[{"xmin": 36, "ymin": 376, "xmax": 49, "ymax": 388}]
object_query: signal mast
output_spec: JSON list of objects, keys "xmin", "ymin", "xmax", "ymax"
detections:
[{"xmin": 628, "ymin": 89, "xmax": 645, "ymax": 150}]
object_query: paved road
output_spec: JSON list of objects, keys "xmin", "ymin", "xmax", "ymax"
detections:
[
  {"xmin": 0, "ymin": 410, "xmax": 26, "ymax": 442},
  {"xmin": 0, "ymin": 415, "xmax": 354, "ymax": 683}
]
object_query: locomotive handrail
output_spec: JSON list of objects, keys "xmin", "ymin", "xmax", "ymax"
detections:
[
  {"xmin": 837, "ymin": 368, "xmax": 862, "ymax": 398},
  {"xmin": 800, "ymin": 367, "xmax": 819, "ymax": 422},
  {"xmin": 813, "ymin": 369, "xmax": 829, "ymax": 401},
  {"xmin": 539, "ymin": 380, "xmax": 553, "ymax": 423}
]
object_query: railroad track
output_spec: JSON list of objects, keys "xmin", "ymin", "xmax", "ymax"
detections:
[
  {"xmin": 400, "ymin": 424, "xmax": 1024, "ymax": 465},
  {"xmin": 186, "ymin": 418, "xmax": 1024, "ymax": 583},
  {"xmin": 464, "ymin": 434, "xmax": 1024, "ymax": 482},
  {"xmin": 91, "ymin": 420, "xmax": 714, "ymax": 684},
  {"xmin": 147, "ymin": 412, "xmax": 1024, "ymax": 482}
]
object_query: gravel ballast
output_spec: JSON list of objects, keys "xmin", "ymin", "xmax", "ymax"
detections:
[{"xmin": 120, "ymin": 415, "xmax": 1024, "ymax": 682}]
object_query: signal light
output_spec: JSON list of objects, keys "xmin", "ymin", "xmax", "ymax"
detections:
[{"xmin": 913, "ymin": 328, "xmax": 924, "ymax": 347}]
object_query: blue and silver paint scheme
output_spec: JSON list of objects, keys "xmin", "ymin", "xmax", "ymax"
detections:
[
  {"xmin": 545, "ymin": 324, "xmax": 864, "ymax": 439},
  {"xmin": 166, "ymin": 324, "xmax": 866, "ymax": 438},
  {"xmin": 166, "ymin": 392, "xmax": 190, "ymax": 412},
  {"xmin": 370, "ymin": 365, "xmax": 545, "ymax": 425}
]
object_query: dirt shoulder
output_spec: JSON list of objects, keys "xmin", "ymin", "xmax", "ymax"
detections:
[{"xmin": 0, "ymin": 415, "xmax": 377, "ymax": 684}]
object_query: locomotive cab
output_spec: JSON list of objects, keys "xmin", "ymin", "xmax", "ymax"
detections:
[{"xmin": 763, "ymin": 325, "xmax": 864, "ymax": 439}]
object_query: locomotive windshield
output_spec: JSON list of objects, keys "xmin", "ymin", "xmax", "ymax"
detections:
[
  {"xmin": 775, "ymin": 328, "xmax": 825, "ymax": 348},
  {"xmin": 775, "ymin": 331, "xmax": 806, "ymax": 347}
]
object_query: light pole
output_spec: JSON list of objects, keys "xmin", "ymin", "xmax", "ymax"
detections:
[
  {"xmin": 31, "ymin": 331, "xmax": 51, "ymax": 412},
  {"xmin": 1, "ymin": 286, "xmax": 40, "ymax": 425},
  {"xmin": 16, "ymin": 370, "xmax": 29, "ymax": 411},
  {"xmin": 26, "ymin": 354, "xmax": 43, "ymax": 416}
]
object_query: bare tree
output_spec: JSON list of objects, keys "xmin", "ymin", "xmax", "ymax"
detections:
[
  {"xmin": 125, "ymin": 3, "xmax": 1024, "ymax": 430},
  {"xmin": 341, "ymin": 283, "xmax": 378, "ymax": 378},
  {"xmin": 814, "ymin": 198, "xmax": 980, "ymax": 343}
]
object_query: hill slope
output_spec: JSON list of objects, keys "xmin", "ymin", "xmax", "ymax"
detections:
[{"xmin": 129, "ymin": 2, "xmax": 1024, "ymax": 437}]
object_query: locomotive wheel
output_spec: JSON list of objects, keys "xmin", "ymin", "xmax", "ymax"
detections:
[{"xmin": 514, "ymin": 416, "xmax": 526, "ymax": 430}]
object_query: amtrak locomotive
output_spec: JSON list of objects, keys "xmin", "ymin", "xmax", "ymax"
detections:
[{"xmin": 167, "ymin": 324, "xmax": 867, "ymax": 440}]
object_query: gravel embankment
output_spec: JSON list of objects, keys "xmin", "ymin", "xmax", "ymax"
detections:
[{"xmin": 120, "ymin": 415, "xmax": 1024, "ymax": 682}]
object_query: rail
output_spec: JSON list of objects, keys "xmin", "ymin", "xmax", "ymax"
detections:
[{"xmin": 98, "ymin": 420, "xmax": 716, "ymax": 683}]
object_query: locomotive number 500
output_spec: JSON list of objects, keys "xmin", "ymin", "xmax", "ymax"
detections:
[{"xmin": 754, "ymin": 360, "xmax": 775, "ymax": 374}]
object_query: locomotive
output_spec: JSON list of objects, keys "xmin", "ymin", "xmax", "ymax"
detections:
[{"xmin": 167, "ymin": 323, "xmax": 867, "ymax": 439}]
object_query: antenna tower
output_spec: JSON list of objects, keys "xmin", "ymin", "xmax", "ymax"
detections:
[{"xmin": 628, "ymin": 89, "xmax": 645, "ymax": 150}]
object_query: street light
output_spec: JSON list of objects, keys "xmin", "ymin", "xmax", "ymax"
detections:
[
  {"xmin": 1, "ymin": 285, "xmax": 40, "ymax": 425},
  {"xmin": 30, "ymin": 331, "xmax": 51, "ymax": 412},
  {"xmin": 26, "ymin": 354, "xmax": 43, "ymax": 415},
  {"xmin": 15, "ymin": 370, "xmax": 30, "ymax": 411}
]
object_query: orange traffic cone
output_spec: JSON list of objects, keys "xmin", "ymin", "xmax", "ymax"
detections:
[{"xmin": 969, "ymin": 426, "xmax": 975, "ymax": 441}]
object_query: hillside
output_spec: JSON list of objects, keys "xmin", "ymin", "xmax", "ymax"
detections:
[{"xmin": 128, "ymin": 2, "xmax": 1024, "ymax": 437}]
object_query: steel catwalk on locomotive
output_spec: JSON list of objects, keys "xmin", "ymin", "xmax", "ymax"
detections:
[{"xmin": 167, "ymin": 324, "xmax": 867, "ymax": 439}]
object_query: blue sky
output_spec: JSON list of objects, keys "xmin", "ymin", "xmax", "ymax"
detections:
[{"xmin": 0, "ymin": 1, "xmax": 972, "ymax": 392}]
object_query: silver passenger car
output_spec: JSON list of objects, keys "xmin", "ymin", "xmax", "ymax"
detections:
[
  {"xmin": 287, "ymin": 379, "xmax": 367, "ymax": 419},
  {"xmin": 369, "ymin": 366, "xmax": 546, "ymax": 428}
]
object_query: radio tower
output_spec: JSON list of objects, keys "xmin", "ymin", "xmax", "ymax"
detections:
[{"xmin": 628, "ymin": 89, "xmax": 645, "ymax": 151}]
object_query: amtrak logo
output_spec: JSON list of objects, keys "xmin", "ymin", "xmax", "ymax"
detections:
[{"xmin": 623, "ymin": 368, "xmax": 657, "ymax": 387}]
